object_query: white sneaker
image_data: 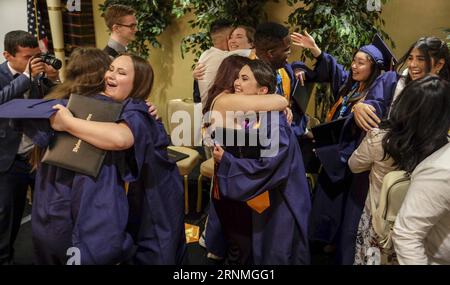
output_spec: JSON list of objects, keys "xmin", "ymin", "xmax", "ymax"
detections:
[
  {"xmin": 207, "ymin": 252, "xmax": 223, "ymax": 260},
  {"xmin": 199, "ymin": 232, "xmax": 223, "ymax": 260}
]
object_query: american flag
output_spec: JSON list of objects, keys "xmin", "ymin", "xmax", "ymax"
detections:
[{"xmin": 27, "ymin": 0, "xmax": 53, "ymax": 52}]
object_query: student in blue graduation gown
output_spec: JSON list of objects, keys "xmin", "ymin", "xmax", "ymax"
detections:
[
  {"xmin": 210, "ymin": 60, "xmax": 311, "ymax": 264},
  {"xmin": 291, "ymin": 31, "xmax": 398, "ymax": 264},
  {"xmin": 202, "ymin": 55, "xmax": 292, "ymax": 261},
  {"xmin": 254, "ymin": 22, "xmax": 323, "ymax": 177},
  {"xmin": 25, "ymin": 48, "xmax": 185, "ymax": 264},
  {"xmin": 253, "ymin": 22, "xmax": 314, "ymax": 139},
  {"xmin": 336, "ymin": 37, "xmax": 448, "ymax": 264},
  {"xmin": 351, "ymin": 38, "xmax": 449, "ymax": 264}
]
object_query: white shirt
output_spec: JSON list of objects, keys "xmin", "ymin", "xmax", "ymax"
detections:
[
  {"xmin": 7, "ymin": 62, "xmax": 29, "ymax": 78},
  {"xmin": 392, "ymin": 142, "xmax": 450, "ymax": 265},
  {"xmin": 197, "ymin": 47, "xmax": 251, "ymax": 107}
]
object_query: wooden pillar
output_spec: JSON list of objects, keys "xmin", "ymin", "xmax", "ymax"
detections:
[{"xmin": 46, "ymin": 0, "xmax": 66, "ymax": 80}]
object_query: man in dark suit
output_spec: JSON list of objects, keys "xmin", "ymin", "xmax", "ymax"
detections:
[
  {"xmin": 0, "ymin": 30, "xmax": 58, "ymax": 264},
  {"xmin": 102, "ymin": 4, "xmax": 137, "ymax": 59}
]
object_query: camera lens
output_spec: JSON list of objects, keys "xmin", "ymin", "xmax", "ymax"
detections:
[
  {"xmin": 48, "ymin": 57, "xmax": 62, "ymax": 70},
  {"xmin": 40, "ymin": 53, "xmax": 62, "ymax": 70}
]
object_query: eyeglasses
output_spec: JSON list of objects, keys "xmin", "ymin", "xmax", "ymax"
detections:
[{"xmin": 116, "ymin": 23, "xmax": 138, "ymax": 29}]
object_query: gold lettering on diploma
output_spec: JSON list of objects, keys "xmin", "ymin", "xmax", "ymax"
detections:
[
  {"xmin": 72, "ymin": 140, "xmax": 81, "ymax": 152},
  {"xmin": 72, "ymin": 113, "xmax": 93, "ymax": 153}
]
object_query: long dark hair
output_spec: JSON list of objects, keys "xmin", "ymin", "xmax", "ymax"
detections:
[
  {"xmin": 202, "ymin": 55, "xmax": 251, "ymax": 114},
  {"xmin": 337, "ymin": 50, "xmax": 381, "ymax": 99},
  {"xmin": 32, "ymin": 48, "xmax": 112, "ymax": 170},
  {"xmin": 246, "ymin": 59, "xmax": 277, "ymax": 93},
  {"xmin": 381, "ymin": 75, "xmax": 450, "ymax": 173},
  {"xmin": 396, "ymin": 37, "xmax": 450, "ymax": 84},
  {"xmin": 126, "ymin": 54, "xmax": 154, "ymax": 100},
  {"xmin": 46, "ymin": 48, "xmax": 111, "ymax": 99}
]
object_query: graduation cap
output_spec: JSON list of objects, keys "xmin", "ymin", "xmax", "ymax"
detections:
[
  {"xmin": 311, "ymin": 117, "xmax": 346, "ymax": 148},
  {"xmin": 359, "ymin": 34, "xmax": 397, "ymax": 71},
  {"xmin": 0, "ymin": 99, "xmax": 66, "ymax": 119}
]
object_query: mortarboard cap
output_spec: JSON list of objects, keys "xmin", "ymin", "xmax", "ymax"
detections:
[
  {"xmin": 359, "ymin": 34, "xmax": 397, "ymax": 71},
  {"xmin": 0, "ymin": 99, "xmax": 66, "ymax": 119},
  {"xmin": 311, "ymin": 117, "xmax": 346, "ymax": 148}
]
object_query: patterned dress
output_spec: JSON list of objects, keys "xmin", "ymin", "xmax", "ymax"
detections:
[{"xmin": 354, "ymin": 206, "xmax": 397, "ymax": 265}]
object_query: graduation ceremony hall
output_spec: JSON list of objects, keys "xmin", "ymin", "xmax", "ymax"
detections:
[{"xmin": 0, "ymin": 0, "xmax": 449, "ymax": 271}]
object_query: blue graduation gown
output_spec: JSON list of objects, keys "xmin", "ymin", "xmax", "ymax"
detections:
[
  {"xmin": 28, "ymin": 95, "xmax": 185, "ymax": 265},
  {"xmin": 298, "ymin": 52, "xmax": 349, "ymax": 102},
  {"xmin": 204, "ymin": 195, "xmax": 227, "ymax": 257},
  {"xmin": 122, "ymin": 99, "xmax": 186, "ymax": 265},
  {"xmin": 307, "ymin": 52, "xmax": 398, "ymax": 264},
  {"xmin": 211, "ymin": 112, "xmax": 311, "ymax": 264},
  {"xmin": 203, "ymin": 63, "xmax": 312, "ymax": 259}
]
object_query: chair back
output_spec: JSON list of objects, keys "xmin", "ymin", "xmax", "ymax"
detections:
[{"xmin": 167, "ymin": 98, "xmax": 202, "ymax": 147}]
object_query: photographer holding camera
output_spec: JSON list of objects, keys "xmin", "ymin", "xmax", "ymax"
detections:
[{"xmin": 0, "ymin": 30, "xmax": 59, "ymax": 264}]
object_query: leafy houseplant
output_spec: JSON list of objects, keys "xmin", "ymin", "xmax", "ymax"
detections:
[
  {"xmin": 99, "ymin": 0, "xmax": 174, "ymax": 58},
  {"xmin": 98, "ymin": 0, "xmax": 274, "ymax": 60},
  {"xmin": 286, "ymin": 0, "xmax": 394, "ymax": 120},
  {"xmin": 174, "ymin": 0, "xmax": 275, "ymax": 61}
]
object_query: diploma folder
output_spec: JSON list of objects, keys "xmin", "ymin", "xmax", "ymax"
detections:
[
  {"xmin": 291, "ymin": 82, "xmax": 314, "ymax": 113},
  {"xmin": 167, "ymin": 148, "xmax": 190, "ymax": 162},
  {"xmin": 311, "ymin": 118, "xmax": 346, "ymax": 148},
  {"xmin": 41, "ymin": 94, "xmax": 123, "ymax": 177}
]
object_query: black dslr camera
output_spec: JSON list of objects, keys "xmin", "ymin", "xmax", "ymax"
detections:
[{"xmin": 40, "ymin": 53, "xmax": 62, "ymax": 70}]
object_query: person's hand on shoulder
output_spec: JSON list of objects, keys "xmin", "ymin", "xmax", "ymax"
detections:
[
  {"xmin": 353, "ymin": 102, "xmax": 381, "ymax": 132},
  {"xmin": 146, "ymin": 101, "xmax": 159, "ymax": 120},
  {"xmin": 284, "ymin": 106, "xmax": 293, "ymax": 124}
]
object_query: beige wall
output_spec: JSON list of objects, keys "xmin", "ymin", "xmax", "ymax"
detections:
[
  {"xmin": 91, "ymin": 0, "xmax": 450, "ymax": 126},
  {"xmin": 382, "ymin": 0, "xmax": 450, "ymax": 59}
]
